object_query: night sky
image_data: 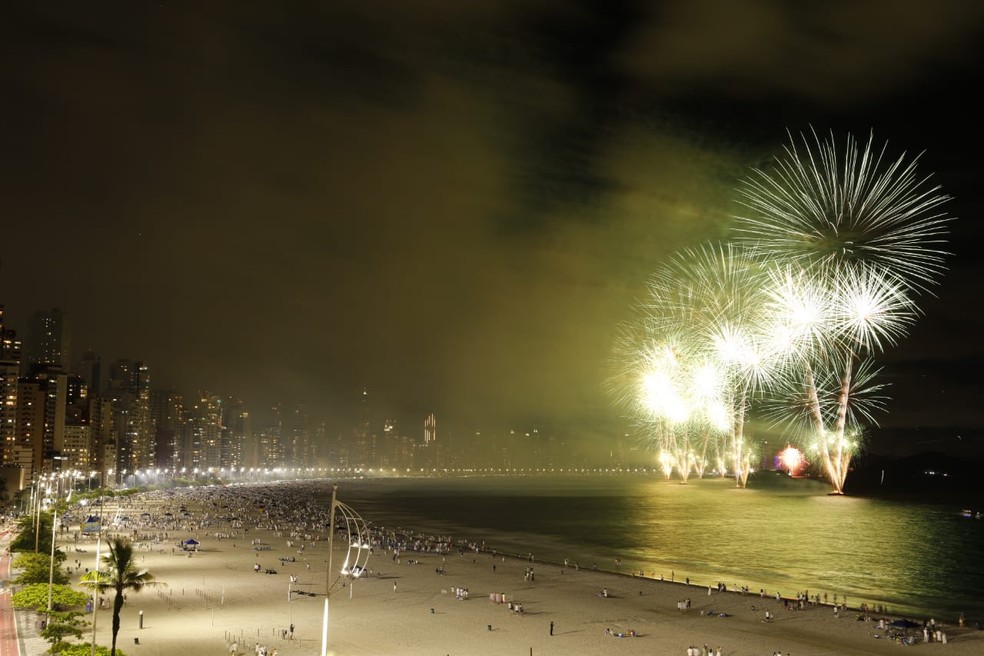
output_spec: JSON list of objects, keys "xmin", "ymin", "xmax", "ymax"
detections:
[{"xmin": 2, "ymin": 2, "xmax": 983, "ymax": 450}]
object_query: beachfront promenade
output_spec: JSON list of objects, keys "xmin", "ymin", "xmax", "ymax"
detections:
[{"xmin": 4, "ymin": 480, "xmax": 983, "ymax": 655}]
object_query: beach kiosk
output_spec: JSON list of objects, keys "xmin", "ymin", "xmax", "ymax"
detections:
[
  {"xmin": 82, "ymin": 515, "xmax": 101, "ymax": 535},
  {"xmin": 182, "ymin": 538, "xmax": 200, "ymax": 552}
]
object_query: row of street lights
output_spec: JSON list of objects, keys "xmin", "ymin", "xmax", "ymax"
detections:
[{"xmin": 29, "ymin": 466, "xmax": 371, "ymax": 655}]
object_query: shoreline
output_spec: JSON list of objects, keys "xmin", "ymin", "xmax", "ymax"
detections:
[
  {"xmin": 8, "ymin": 479, "xmax": 984, "ymax": 655},
  {"xmin": 292, "ymin": 474, "xmax": 984, "ymax": 621}
]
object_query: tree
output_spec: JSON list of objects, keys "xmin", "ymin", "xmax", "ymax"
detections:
[
  {"xmin": 81, "ymin": 537, "xmax": 162, "ymax": 656},
  {"xmin": 52, "ymin": 644, "xmax": 121, "ymax": 656},
  {"xmin": 13, "ymin": 551, "xmax": 69, "ymax": 585},
  {"xmin": 11, "ymin": 584, "xmax": 88, "ymax": 612},
  {"xmin": 10, "ymin": 511, "xmax": 57, "ymax": 554},
  {"xmin": 41, "ymin": 609, "xmax": 87, "ymax": 648}
]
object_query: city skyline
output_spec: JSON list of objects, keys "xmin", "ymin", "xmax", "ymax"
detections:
[
  {"xmin": 2, "ymin": 303, "xmax": 637, "ymax": 484},
  {"xmin": 3, "ymin": 3, "xmax": 983, "ymax": 460}
]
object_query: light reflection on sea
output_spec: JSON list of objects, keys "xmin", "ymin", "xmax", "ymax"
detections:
[{"xmin": 326, "ymin": 475, "xmax": 984, "ymax": 621}]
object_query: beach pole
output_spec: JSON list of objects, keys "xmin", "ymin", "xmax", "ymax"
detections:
[
  {"xmin": 90, "ymin": 487, "xmax": 104, "ymax": 656},
  {"xmin": 321, "ymin": 483, "xmax": 338, "ymax": 656},
  {"xmin": 320, "ymin": 602, "xmax": 329, "ymax": 655},
  {"xmin": 47, "ymin": 509, "xmax": 57, "ymax": 612}
]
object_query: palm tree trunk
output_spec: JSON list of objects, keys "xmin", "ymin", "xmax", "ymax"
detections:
[{"xmin": 111, "ymin": 587, "xmax": 123, "ymax": 656}]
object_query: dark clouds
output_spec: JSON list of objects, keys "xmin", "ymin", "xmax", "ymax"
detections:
[{"xmin": 2, "ymin": 1, "xmax": 982, "ymax": 439}]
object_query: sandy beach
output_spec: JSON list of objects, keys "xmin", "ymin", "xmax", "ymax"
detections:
[{"xmin": 11, "ymin": 480, "xmax": 984, "ymax": 656}]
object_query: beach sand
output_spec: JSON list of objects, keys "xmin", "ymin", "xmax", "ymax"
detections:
[{"xmin": 16, "ymin": 481, "xmax": 984, "ymax": 656}]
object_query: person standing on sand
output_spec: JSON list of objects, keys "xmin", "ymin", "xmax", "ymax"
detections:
[
  {"xmin": 393, "ymin": 582, "xmax": 397, "ymax": 593},
  {"xmin": 549, "ymin": 620, "xmax": 554, "ymax": 636}
]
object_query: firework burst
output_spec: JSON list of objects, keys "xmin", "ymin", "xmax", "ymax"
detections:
[
  {"xmin": 733, "ymin": 129, "xmax": 953, "ymax": 493},
  {"xmin": 732, "ymin": 127, "xmax": 953, "ymax": 295},
  {"xmin": 612, "ymin": 129, "xmax": 952, "ymax": 494},
  {"xmin": 609, "ymin": 243, "xmax": 781, "ymax": 486}
]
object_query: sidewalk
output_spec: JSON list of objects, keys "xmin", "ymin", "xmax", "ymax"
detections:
[
  {"xmin": 0, "ymin": 524, "xmax": 61, "ymax": 656},
  {"xmin": 14, "ymin": 607, "xmax": 47, "ymax": 656}
]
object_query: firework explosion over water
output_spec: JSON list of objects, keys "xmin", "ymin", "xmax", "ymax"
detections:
[{"xmin": 612, "ymin": 129, "xmax": 953, "ymax": 493}]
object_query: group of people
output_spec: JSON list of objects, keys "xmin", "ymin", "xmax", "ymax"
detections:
[
  {"xmin": 686, "ymin": 644, "xmax": 720, "ymax": 655},
  {"xmin": 226, "ymin": 641, "xmax": 277, "ymax": 656},
  {"xmin": 606, "ymin": 627, "xmax": 637, "ymax": 638}
]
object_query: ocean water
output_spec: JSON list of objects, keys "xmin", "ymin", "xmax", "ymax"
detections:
[{"xmin": 325, "ymin": 474, "xmax": 984, "ymax": 621}]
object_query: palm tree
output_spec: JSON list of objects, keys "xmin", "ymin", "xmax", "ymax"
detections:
[{"xmin": 82, "ymin": 537, "xmax": 162, "ymax": 656}]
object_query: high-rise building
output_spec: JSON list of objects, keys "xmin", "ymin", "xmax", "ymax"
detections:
[
  {"xmin": 424, "ymin": 413, "xmax": 436, "ymax": 446},
  {"xmin": 15, "ymin": 371, "xmax": 67, "ymax": 478},
  {"xmin": 187, "ymin": 392, "xmax": 222, "ymax": 469},
  {"xmin": 239, "ymin": 407, "xmax": 263, "ymax": 469},
  {"xmin": 257, "ymin": 405, "xmax": 285, "ymax": 467},
  {"xmin": 78, "ymin": 349, "xmax": 102, "ymax": 397},
  {"xmin": 87, "ymin": 397, "xmax": 115, "ymax": 479},
  {"xmin": 24, "ymin": 307, "xmax": 70, "ymax": 374},
  {"xmin": 62, "ymin": 373, "xmax": 91, "ymax": 472},
  {"xmin": 106, "ymin": 359, "xmax": 153, "ymax": 473},
  {"xmin": 0, "ymin": 306, "xmax": 20, "ymax": 361},
  {"xmin": 221, "ymin": 398, "xmax": 251, "ymax": 468},
  {"xmin": 150, "ymin": 389, "xmax": 184, "ymax": 470},
  {"xmin": 313, "ymin": 420, "xmax": 329, "ymax": 468},
  {"xmin": 256, "ymin": 424, "xmax": 283, "ymax": 468},
  {"xmin": 63, "ymin": 373, "xmax": 88, "ymax": 423},
  {"xmin": 381, "ymin": 418, "xmax": 397, "ymax": 468},
  {"xmin": 284, "ymin": 404, "xmax": 311, "ymax": 466},
  {"xmin": 352, "ymin": 389, "xmax": 375, "ymax": 467},
  {"xmin": 61, "ymin": 423, "xmax": 91, "ymax": 471},
  {"xmin": 418, "ymin": 413, "xmax": 438, "ymax": 470},
  {"xmin": 0, "ymin": 306, "xmax": 22, "ymax": 468}
]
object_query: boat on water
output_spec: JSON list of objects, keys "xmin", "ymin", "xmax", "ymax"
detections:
[{"xmin": 959, "ymin": 509, "xmax": 982, "ymax": 519}]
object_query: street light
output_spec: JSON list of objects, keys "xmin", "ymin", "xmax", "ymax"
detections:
[
  {"xmin": 34, "ymin": 476, "xmax": 53, "ymax": 553},
  {"xmin": 43, "ymin": 470, "xmax": 71, "ymax": 615},
  {"xmin": 89, "ymin": 483, "xmax": 106, "ymax": 656},
  {"xmin": 47, "ymin": 505, "xmax": 58, "ymax": 613}
]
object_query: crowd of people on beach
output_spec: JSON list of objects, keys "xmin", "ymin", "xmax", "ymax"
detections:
[{"xmin": 52, "ymin": 478, "xmax": 974, "ymax": 655}]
